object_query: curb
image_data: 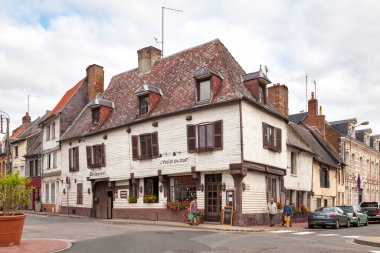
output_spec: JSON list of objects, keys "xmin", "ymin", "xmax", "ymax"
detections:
[
  {"xmin": 25, "ymin": 211, "xmax": 90, "ymax": 220},
  {"xmin": 354, "ymin": 237, "xmax": 380, "ymax": 248}
]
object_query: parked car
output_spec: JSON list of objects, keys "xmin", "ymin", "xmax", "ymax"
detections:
[
  {"xmin": 308, "ymin": 207, "xmax": 350, "ymax": 229},
  {"xmin": 337, "ymin": 205, "xmax": 368, "ymax": 227},
  {"xmin": 359, "ymin": 202, "xmax": 380, "ymax": 223}
]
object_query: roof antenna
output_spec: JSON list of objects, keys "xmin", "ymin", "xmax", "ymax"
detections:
[
  {"xmin": 264, "ymin": 65, "xmax": 269, "ymax": 76},
  {"xmin": 155, "ymin": 7, "xmax": 183, "ymax": 57},
  {"xmin": 27, "ymin": 94, "xmax": 38, "ymax": 115},
  {"xmin": 305, "ymin": 74, "xmax": 308, "ymax": 111},
  {"xmin": 314, "ymin": 80, "xmax": 317, "ymax": 99}
]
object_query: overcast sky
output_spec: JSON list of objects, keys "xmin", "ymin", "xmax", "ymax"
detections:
[{"xmin": 1, "ymin": 0, "xmax": 379, "ymax": 137}]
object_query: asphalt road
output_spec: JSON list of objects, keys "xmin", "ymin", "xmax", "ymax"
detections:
[{"xmin": 23, "ymin": 215, "xmax": 380, "ymax": 253}]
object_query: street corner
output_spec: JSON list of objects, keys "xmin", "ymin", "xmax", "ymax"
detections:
[{"xmin": 0, "ymin": 239, "xmax": 72, "ymax": 253}]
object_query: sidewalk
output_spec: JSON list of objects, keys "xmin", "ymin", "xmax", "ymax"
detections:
[
  {"xmin": 354, "ymin": 237, "xmax": 380, "ymax": 248},
  {"xmin": 0, "ymin": 239, "xmax": 71, "ymax": 253},
  {"xmin": 99, "ymin": 218, "xmax": 308, "ymax": 233},
  {"xmin": 25, "ymin": 210, "xmax": 308, "ymax": 232}
]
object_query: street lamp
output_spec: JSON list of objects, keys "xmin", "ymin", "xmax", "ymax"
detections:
[
  {"xmin": 348, "ymin": 121, "xmax": 369, "ymax": 204},
  {"xmin": 0, "ymin": 110, "xmax": 11, "ymax": 175}
]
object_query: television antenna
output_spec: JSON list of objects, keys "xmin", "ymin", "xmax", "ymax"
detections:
[
  {"xmin": 27, "ymin": 94, "xmax": 39, "ymax": 114},
  {"xmin": 155, "ymin": 6, "xmax": 183, "ymax": 57}
]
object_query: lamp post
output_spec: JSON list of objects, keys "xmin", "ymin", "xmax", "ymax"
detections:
[
  {"xmin": 0, "ymin": 110, "xmax": 11, "ymax": 175},
  {"xmin": 348, "ymin": 121, "xmax": 369, "ymax": 205}
]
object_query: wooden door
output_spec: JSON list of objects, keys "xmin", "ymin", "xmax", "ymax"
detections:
[
  {"xmin": 205, "ymin": 174, "xmax": 222, "ymax": 222},
  {"xmin": 94, "ymin": 182, "xmax": 110, "ymax": 219}
]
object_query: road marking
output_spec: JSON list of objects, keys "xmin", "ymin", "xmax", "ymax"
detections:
[
  {"xmin": 370, "ymin": 251, "xmax": 380, "ymax": 253},
  {"xmin": 269, "ymin": 230, "xmax": 293, "ymax": 233},
  {"xmin": 317, "ymin": 234, "xmax": 340, "ymax": 237},
  {"xmin": 342, "ymin": 235, "xmax": 362, "ymax": 239},
  {"xmin": 292, "ymin": 232, "xmax": 316, "ymax": 235}
]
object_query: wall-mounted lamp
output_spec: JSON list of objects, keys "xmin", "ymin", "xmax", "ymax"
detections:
[
  {"xmin": 200, "ymin": 183, "xmax": 204, "ymax": 192},
  {"xmin": 186, "ymin": 115, "xmax": 192, "ymax": 121},
  {"xmin": 88, "ymin": 188, "xmax": 91, "ymax": 194},
  {"xmin": 159, "ymin": 184, "xmax": 163, "ymax": 193},
  {"xmin": 74, "ymin": 179, "xmax": 77, "ymax": 184},
  {"xmin": 126, "ymin": 127, "xmax": 131, "ymax": 133},
  {"xmin": 139, "ymin": 186, "xmax": 143, "ymax": 193},
  {"xmin": 222, "ymin": 183, "xmax": 226, "ymax": 192},
  {"xmin": 242, "ymin": 182, "xmax": 246, "ymax": 191},
  {"xmin": 159, "ymin": 154, "xmax": 162, "ymax": 157},
  {"xmin": 63, "ymin": 189, "xmax": 66, "ymax": 194},
  {"xmin": 173, "ymin": 152, "xmax": 176, "ymax": 156}
]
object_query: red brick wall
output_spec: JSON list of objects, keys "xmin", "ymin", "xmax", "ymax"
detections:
[
  {"xmin": 243, "ymin": 79, "xmax": 259, "ymax": 101},
  {"xmin": 211, "ymin": 75, "xmax": 223, "ymax": 97},
  {"xmin": 267, "ymin": 84, "xmax": 288, "ymax": 117},
  {"xmin": 100, "ymin": 106, "xmax": 113, "ymax": 125},
  {"xmin": 42, "ymin": 204, "xmax": 56, "ymax": 212},
  {"xmin": 86, "ymin": 64, "xmax": 104, "ymax": 101},
  {"xmin": 325, "ymin": 124, "xmax": 341, "ymax": 153}
]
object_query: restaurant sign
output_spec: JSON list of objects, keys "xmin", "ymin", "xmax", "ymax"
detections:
[{"xmin": 160, "ymin": 156, "xmax": 189, "ymax": 166}]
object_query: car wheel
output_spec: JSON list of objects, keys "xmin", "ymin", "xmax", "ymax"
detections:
[
  {"xmin": 356, "ymin": 219, "xmax": 360, "ymax": 227},
  {"xmin": 365, "ymin": 219, "xmax": 369, "ymax": 226},
  {"xmin": 335, "ymin": 220, "xmax": 340, "ymax": 229},
  {"xmin": 308, "ymin": 224, "xmax": 314, "ymax": 229},
  {"xmin": 346, "ymin": 219, "xmax": 350, "ymax": 228}
]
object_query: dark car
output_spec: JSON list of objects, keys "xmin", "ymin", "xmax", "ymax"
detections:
[
  {"xmin": 359, "ymin": 202, "xmax": 380, "ymax": 223},
  {"xmin": 337, "ymin": 205, "xmax": 369, "ymax": 227},
  {"xmin": 308, "ymin": 207, "xmax": 350, "ymax": 229}
]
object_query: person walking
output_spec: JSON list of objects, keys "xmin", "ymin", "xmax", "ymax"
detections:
[
  {"xmin": 189, "ymin": 197, "xmax": 198, "ymax": 226},
  {"xmin": 267, "ymin": 198, "xmax": 277, "ymax": 227},
  {"xmin": 283, "ymin": 200, "xmax": 293, "ymax": 228}
]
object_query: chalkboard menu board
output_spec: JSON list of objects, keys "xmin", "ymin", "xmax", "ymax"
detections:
[{"xmin": 222, "ymin": 206, "xmax": 234, "ymax": 225}]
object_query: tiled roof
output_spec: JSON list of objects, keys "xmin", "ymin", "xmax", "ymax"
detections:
[
  {"xmin": 61, "ymin": 39, "xmax": 286, "ymax": 141},
  {"xmin": 287, "ymin": 123, "xmax": 314, "ymax": 154},
  {"xmin": 289, "ymin": 112, "xmax": 308, "ymax": 124},
  {"xmin": 329, "ymin": 118, "xmax": 357, "ymax": 125},
  {"xmin": 290, "ymin": 124, "xmax": 342, "ymax": 168},
  {"xmin": 46, "ymin": 79, "xmax": 84, "ymax": 120},
  {"xmin": 11, "ymin": 126, "xmax": 23, "ymax": 138},
  {"xmin": 25, "ymin": 131, "xmax": 42, "ymax": 156}
]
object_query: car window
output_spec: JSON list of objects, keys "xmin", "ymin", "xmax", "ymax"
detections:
[
  {"xmin": 336, "ymin": 207, "xmax": 344, "ymax": 214},
  {"xmin": 360, "ymin": 202, "xmax": 378, "ymax": 208},
  {"xmin": 356, "ymin": 207, "xmax": 362, "ymax": 213},
  {"xmin": 337, "ymin": 206, "xmax": 354, "ymax": 213},
  {"xmin": 321, "ymin": 207, "xmax": 335, "ymax": 213}
]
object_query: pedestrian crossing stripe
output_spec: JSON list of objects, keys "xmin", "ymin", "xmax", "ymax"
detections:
[
  {"xmin": 370, "ymin": 251, "xmax": 380, "ymax": 253},
  {"xmin": 342, "ymin": 235, "xmax": 362, "ymax": 239},
  {"xmin": 269, "ymin": 230, "xmax": 293, "ymax": 233},
  {"xmin": 292, "ymin": 232, "xmax": 315, "ymax": 235},
  {"xmin": 317, "ymin": 234, "xmax": 339, "ymax": 237}
]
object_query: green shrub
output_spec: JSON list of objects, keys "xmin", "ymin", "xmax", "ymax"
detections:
[
  {"xmin": 128, "ymin": 195, "xmax": 137, "ymax": 203},
  {"xmin": 0, "ymin": 172, "xmax": 33, "ymax": 216}
]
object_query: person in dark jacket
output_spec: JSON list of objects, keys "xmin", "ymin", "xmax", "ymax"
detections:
[{"xmin": 283, "ymin": 200, "xmax": 293, "ymax": 228}]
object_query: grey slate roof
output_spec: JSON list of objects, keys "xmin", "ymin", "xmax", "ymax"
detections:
[
  {"xmin": 134, "ymin": 84, "xmax": 163, "ymax": 96},
  {"xmin": 289, "ymin": 112, "xmax": 308, "ymax": 124},
  {"xmin": 25, "ymin": 131, "xmax": 42, "ymax": 157},
  {"xmin": 242, "ymin": 68, "xmax": 271, "ymax": 84},
  {"xmin": 290, "ymin": 124, "xmax": 342, "ymax": 168},
  {"xmin": 287, "ymin": 123, "xmax": 314, "ymax": 154}
]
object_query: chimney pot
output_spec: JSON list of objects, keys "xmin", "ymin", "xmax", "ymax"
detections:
[
  {"xmin": 22, "ymin": 112, "xmax": 31, "ymax": 126},
  {"xmin": 137, "ymin": 46, "xmax": 161, "ymax": 74},
  {"xmin": 87, "ymin": 64, "xmax": 104, "ymax": 101},
  {"xmin": 267, "ymin": 84, "xmax": 288, "ymax": 117}
]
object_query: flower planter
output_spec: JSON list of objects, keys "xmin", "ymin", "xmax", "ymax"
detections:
[{"xmin": 0, "ymin": 214, "xmax": 26, "ymax": 247}]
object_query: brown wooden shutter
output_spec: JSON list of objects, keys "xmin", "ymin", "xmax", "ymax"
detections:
[
  {"xmin": 77, "ymin": 183, "xmax": 83, "ymax": 204},
  {"xmin": 100, "ymin": 143, "xmax": 106, "ymax": 167},
  {"xmin": 132, "ymin": 135, "xmax": 139, "ymax": 160},
  {"xmin": 213, "ymin": 120, "xmax": 223, "ymax": 150},
  {"xmin": 266, "ymin": 176, "xmax": 272, "ymax": 202},
  {"xmin": 69, "ymin": 149, "xmax": 73, "ymax": 172},
  {"xmin": 275, "ymin": 128, "xmax": 282, "ymax": 152},
  {"xmin": 262, "ymin": 122, "xmax": 268, "ymax": 149},
  {"xmin": 86, "ymin": 146, "xmax": 92, "ymax": 168},
  {"xmin": 75, "ymin": 147, "xmax": 79, "ymax": 171},
  {"xmin": 187, "ymin": 125, "xmax": 196, "ymax": 153},
  {"xmin": 151, "ymin": 132, "xmax": 159, "ymax": 158}
]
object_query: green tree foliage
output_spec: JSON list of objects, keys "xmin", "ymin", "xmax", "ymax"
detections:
[{"xmin": 0, "ymin": 172, "xmax": 33, "ymax": 216}]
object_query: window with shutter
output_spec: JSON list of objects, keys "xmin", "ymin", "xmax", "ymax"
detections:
[
  {"xmin": 86, "ymin": 146, "xmax": 92, "ymax": 168},
  {"xmin": 275, "ymin": 128, "xmax": 282, "ymax": 152},
  {"xmin": 213, "ymin": 120, "xmax": 223, "ymax": 150},
  {"xmin": 77, "ymin": 183, "xmax": 83, "ymax": 205},
  {"xmin": 262, "ymin": 122, "xmax": 268, "ymax": 149},
  {"xmin": 198, "ymin": 124, "xmax": 213, "ymax": 149},
  {"xmin": 326, "ymin": 169, "xmax": 330, "ymax": 188},
  {"xmin": 100, "ymin": 143, "xmax": 106, "ymax": 167},
  {"xmin": 187, "ymin": 125, "xmax": 196, "ymax": 153},
  {"xmin": 151, "ymin": 132, "xmax": 159, "ymax": 158},
  {"xmin": 132, "ymin": 136, "xmax": 139, "ymax": 160},
  {"xmin": 69, "ymin": 148, "xmax": 73, "ymax": 172},
  {"xmin": 140, "ymin": 134, "xmax": 152, "ymax": 159},
  {"xmin": 320, "ymin": 168, "xmax": 323, "ymax": 187},
  {"xmin": 75, "ymin": 147, "xmax": 79, "ymax": 171}
]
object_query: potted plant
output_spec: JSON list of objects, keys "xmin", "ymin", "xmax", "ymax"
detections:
[
  {"xmin": 128, "ymin": 195, "xmax": 137, "ymax": 203},
  {"xmin": 0, "ymin": 172, "xmax": 32, "ymax": 247},
  {"xmin": 143, "ymin": 194, "xmax": 157, "ymax": 203}
]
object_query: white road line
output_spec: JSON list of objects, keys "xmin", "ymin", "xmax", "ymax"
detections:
[
  {"xmin": 269, "ymin": 230, "xmax": 293, "ymax": 233},
  {"xmin": 292, "ymin": 232, "xmax": 316, "ymax": 235},
  {"xmin": 317, "ymin": 234, "xmax": 340, "ymax": 237},
  {"xmin": 342, "ymin": 235, "xmax": 362, "ymax": 239},
  {"xmin": 370, "ymin": 251, "xmax": 380, "ymax": 253}
]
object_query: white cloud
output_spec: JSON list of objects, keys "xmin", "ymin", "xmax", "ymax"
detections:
[{"xmin": 0, "ymin": 0, "xmax": 380, "ymax": 138}]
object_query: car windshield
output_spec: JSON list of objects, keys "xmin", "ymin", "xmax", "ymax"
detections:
[
  {"xmin": 337, "ymin": 206, "xmax": 354, "ymax": 213},
  {"xmin": 360, "ymin": 202, "xmax": 378, "ymax": 208}
]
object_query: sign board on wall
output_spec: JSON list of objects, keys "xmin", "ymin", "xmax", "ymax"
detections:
[{"xmin": 160, "ymin": 156, "xmax": 189, "ymax": 166}]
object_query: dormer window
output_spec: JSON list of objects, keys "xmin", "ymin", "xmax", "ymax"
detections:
[
  {"xmin": 92, "ymin": 107, "xmax": 100, "ymax": 124},
  {"xmin": 139, "ymin": 95, "xmax": 150, "ymax": 115},
  {"xmin": 197, "ymin": 79, "xmax": 211, "ymax": 101},
  {"xmin": 259, "ymin": 84, "xmax": 266, "ymax": 104}
]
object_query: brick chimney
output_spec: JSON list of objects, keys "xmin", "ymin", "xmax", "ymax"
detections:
[
  {"xmin": 137, "ymin": 46, "xmax": 161, "ymax": 74},
  {"xmin": 22, "ymin": 112, "xmax": 31, "ymax": 127},
  {"xmin": 86, "ymin": 64, "xmax": 104, "ymax": 101},
  {"xmin": 304, "ymin": 92, "xmax": 326, "ymax": 137},
  {"xmin": 267, "ymin": 83, "xmax": 288, "ymax": 117}
]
